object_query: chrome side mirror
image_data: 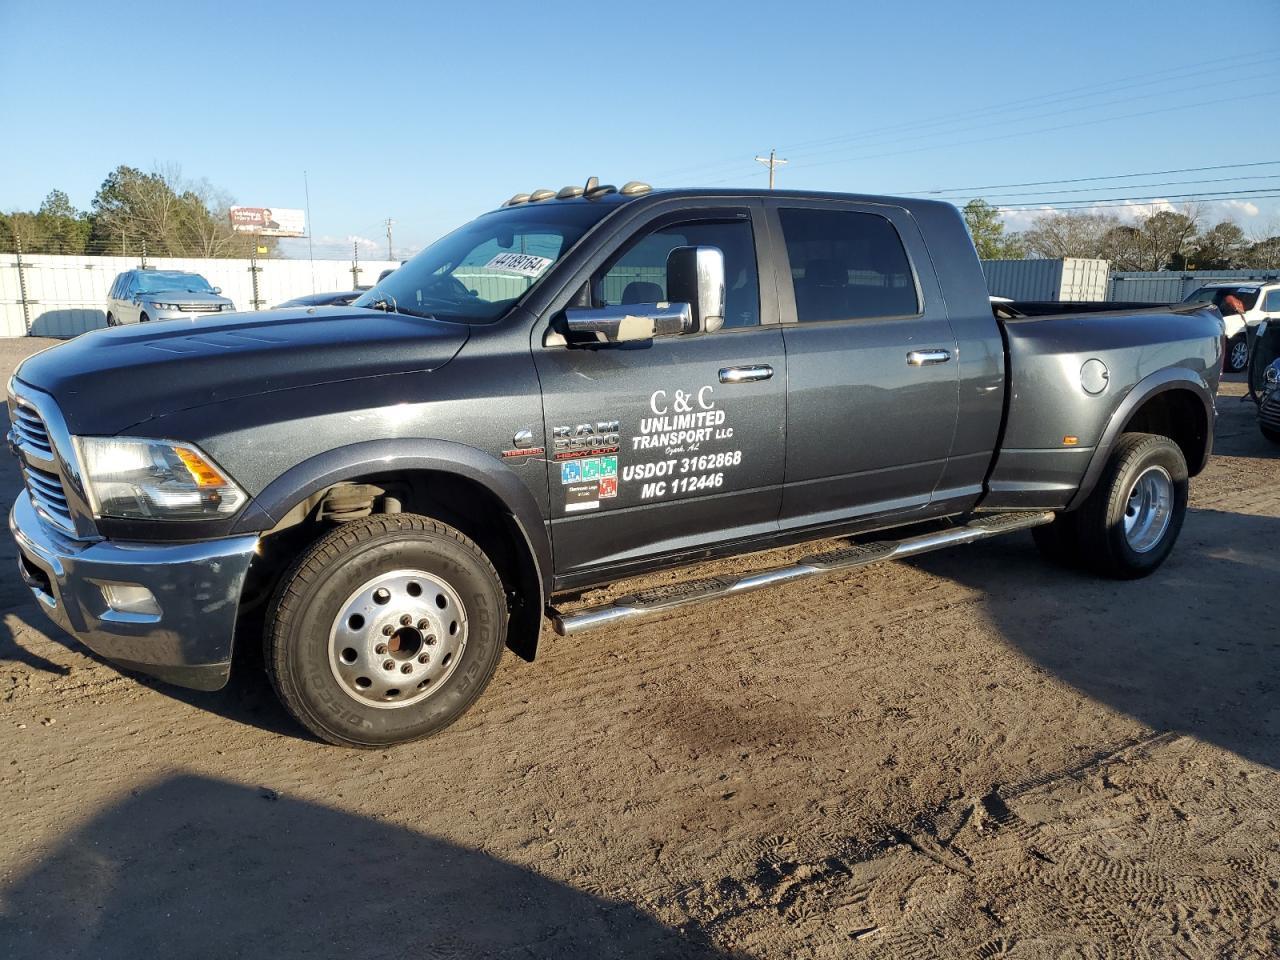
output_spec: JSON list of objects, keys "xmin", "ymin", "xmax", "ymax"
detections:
[
  {"xmin": 563, "ymin": 302, "xmax": 692, "ymax": 344},
  {"xmin": 212, "ymin": 286, "xmax": 222, "ymax": 295},
  {"xmin": 666, "ymin": 245, "xmax": 725, "ymax": 333}
]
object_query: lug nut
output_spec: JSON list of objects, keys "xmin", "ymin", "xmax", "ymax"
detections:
[
  {"xmin": 400, "ymin": 614, "xmax": 413, "ymax": 626},
  {"xmin": 400, "ymin": 663, "xmax": 413, "ymax": 674},
  {"xmin": 417, "ymin": 619, "xmax": 430, "ymax": 631},
  {"xmin": 382, "ymin": 659, "xmax": 395, "ymax": 671},
  {"xmin": 375, "ymin": 643, "xmax": 388, "ymax": 655},
  {"xmin": 418, "ymin": 653, "xmax": 430, "ymax": 664},
  {"xmin": 381, "ymin": 624, "xmax": 394, "ymax": 636},
  {"xmin": 425, "ymin": 635, "xmax": 437, "ymax": 646}
]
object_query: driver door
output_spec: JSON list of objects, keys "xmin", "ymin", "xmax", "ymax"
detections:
[{"xmin": 532, "ymin": 204, "xmax": 787, "ymax": 584}]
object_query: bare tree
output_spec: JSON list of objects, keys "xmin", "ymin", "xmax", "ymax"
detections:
[{"xmin": 1019, "ymin": 211, "xmax": 1120, "ymax": 259}]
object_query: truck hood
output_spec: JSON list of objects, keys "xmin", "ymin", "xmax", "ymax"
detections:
[{"xmin": 15, "ymin": 307, "xmax": 470, "ymax": 435}]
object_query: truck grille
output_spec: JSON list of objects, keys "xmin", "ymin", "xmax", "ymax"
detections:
[
  {"xmin": 10, "ymin": 402, "xmax": 54, "ymax": 457},
  {"xmin": 178, "ymin": 303, "xmax": 223, "ymax": 312},
  {"xmin": 1261, "ymin": 391, "xmax": 1280, "ymax": 429},
  {"xmin": 7, "ymin": 390, "xmax": 80, "ymax": 536},
  {"xmin": 23, "ymin": 462, "xmax": 74, "ymax": 531}
]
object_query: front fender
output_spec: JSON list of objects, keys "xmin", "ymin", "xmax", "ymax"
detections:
[
  {"xmin": 230, "ymin": 438, "xmax": 552, "ymax": 600},
  {"xmin": 1065, "ymin": 366, "xmax": 1214, "ymax": 511}
]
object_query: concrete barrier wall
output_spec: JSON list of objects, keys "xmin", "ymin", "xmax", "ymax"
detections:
[{"xmin": 0, "ymin": 254, "xmax": 400, "ymax": 338}]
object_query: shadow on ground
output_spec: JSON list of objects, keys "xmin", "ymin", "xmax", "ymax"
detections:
[
  {"xmin": 911, "ymin": 505, "xmax": 1280, "ymax": 772},
  {"xmin": 0, "ymin": 774, "xmax": 735, "ymax": 960}
]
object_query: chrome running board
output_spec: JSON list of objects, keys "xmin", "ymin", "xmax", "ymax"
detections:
[{"xmin": 549, "ymin": 511, "xmax": 1054, "ymax": 637}]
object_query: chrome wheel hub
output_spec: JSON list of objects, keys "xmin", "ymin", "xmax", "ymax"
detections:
[
  {"xmin": 1230, "ymin": 339, "xmax": 1249, "ymax": 370},
  {"xmin": 328, "ymin": 569, "xmax": 468, "ymax": 709},
  {"xmin": 1122, "ymin": 465, "xmax": 1173, "ymax": 554}
]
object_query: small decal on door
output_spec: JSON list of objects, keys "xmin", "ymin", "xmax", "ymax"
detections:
[{"xmin": 564, "ymin": 482, "xmax": 601, "ymax": 512}]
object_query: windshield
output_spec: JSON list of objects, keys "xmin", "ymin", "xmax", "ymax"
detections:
[
  {"xmin": 136, "ymin": 271, "xmax": 214, "ymax": 294},
  {"xmin": 354, "ymin": 202, "xmax": 613, "ymax": 323},
  {"xmin": 1183, "ymin": 286, "xmax": 1259, "ymax": 313}
]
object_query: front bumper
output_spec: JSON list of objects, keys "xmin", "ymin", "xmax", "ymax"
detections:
[{"xmin": 9, "ymin": 491, "xmax": 258, "ymax": 691}]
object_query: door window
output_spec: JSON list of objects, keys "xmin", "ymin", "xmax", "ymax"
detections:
[
  {"xmin": 778, "ymin": 208, "xmax": 919, "ymax": 322},
  {"xmin": 1265, "ymin": 289, "xmax": 1280, "ymax": 312},
  {"xmin": 598, "ymin": 218, "xmax": 760, "ymax": 329}
]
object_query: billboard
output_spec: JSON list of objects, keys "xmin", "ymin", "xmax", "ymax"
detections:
[{"xmin": 229, "ymin": 206, "xmax": 306, "ymax": 237}]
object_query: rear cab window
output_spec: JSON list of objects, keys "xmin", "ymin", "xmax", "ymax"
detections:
[{"xmin": 776, "ymin": 207, "xmax": 920, "ymax": 323}]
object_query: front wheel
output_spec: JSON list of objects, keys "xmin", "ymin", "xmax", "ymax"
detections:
[
  {"xmin": 265, "ymin": 514, "xmax": 508, "ymax": 747},
  {"xmin": 1225, "ymin": 334, "xmax": 1249, "ymax": 373},
  {"xmin": 1262, "ymin": 424, "xmax": 1280, "ymax": 445},
  {"xmin": 1072, "ymin": 433, "xmax": 1189, "ymax": 579},
  {"xmin": 138, "ymin": 312, "xmax": 150, "ymax": 324}
]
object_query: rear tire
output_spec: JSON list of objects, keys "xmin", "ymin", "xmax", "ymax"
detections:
[
  {"xmin": 105, "ymin": 312, "xmax": 116, "ymax": 327},
  {"xmin": 1072, "ymin": 433, "xmax": 1188, "ymax": 580},
  {"xmin": 1225, "ymin": 334, "xmax": 1249, "ymax": 373},
  {"xmin": 265, "ymin": 514, "xmax": 508, "ymax": 748}
]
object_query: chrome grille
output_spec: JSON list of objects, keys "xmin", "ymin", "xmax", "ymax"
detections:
[
  {"xmin": 7, "ymin": 388, "xmax": 83, "ymax": 537},
  {"xmin": 23, "ymin": 463, "xmax": 73, "ymax": 531},
  {"xmin": 10, "ymin": 402, "xmax": 53, "ymax": 457},
  {"xmin": 1261, "ymin": 392, "xmax": 1280, "ymax": 428},
  {"xmin": 178, "ymin": 303, "xmax": 223, "ymax": 312}
]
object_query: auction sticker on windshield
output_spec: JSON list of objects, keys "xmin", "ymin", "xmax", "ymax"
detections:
[{"xmin": 484, "ymin": 252, "xmax": 553, "ymax": 277}]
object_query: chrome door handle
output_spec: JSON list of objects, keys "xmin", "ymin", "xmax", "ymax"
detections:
[
  {"xmin": 906, "ymin": 349, "xmax": 952, "ymax": 366},
  {"xmin": 719, "ymin": 364, "xmax": 774, "ymax": 384}
]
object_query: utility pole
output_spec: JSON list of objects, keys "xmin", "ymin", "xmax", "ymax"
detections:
[
  {"xmin": 384, "ymin": 218, "xmax": 395, "ymax": 261},
  {"xmin": 754, "ymin": 148, "xmax": 788, "ymax": 189},
  {"xmin": 351, "ymin": 240, "xmax": 361, "ymax": 290}
]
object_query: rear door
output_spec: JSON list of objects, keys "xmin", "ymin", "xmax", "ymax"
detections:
[
  {"xmin": 532, "ymin": 202, "xmax": 787, "ymax": 582},
  {"xmin": 766, "ymin": 200, "xmax": 960, "ymax": 527}
]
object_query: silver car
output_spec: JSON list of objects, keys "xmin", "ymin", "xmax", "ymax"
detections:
[{"xmin": 106, "ymin": 269, "xmax": 235, "ymax": 326}]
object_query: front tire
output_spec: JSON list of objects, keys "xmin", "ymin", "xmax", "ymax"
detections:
[
  {"xmin": 138, "ymin": 312, "xmax": 150, "ymax": 324},
  {"xmin": 1225, "ymin": 334, "xmax": 1249, "ymax": 373},
  {"xmin": 1072, "ymin": 433, "xmax": 1188, "ymax": 579},
  {"xmin": 1262, "ymin": 424, "xmax": 1280, "ymax": 445},
  {"xmin": 266, "ymin": 514, "xmax": 508, "ymax": 747}
]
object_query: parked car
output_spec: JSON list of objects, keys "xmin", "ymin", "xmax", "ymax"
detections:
[
  {"xmin": 9, "ymin": 181, "xmax": 1220, "ymax": 747},
  {"xmin": 274, "ymin": 291, "xmax": 363, "ymax": 308},
  {"xmin": 1183, "ymin": 280, "xmax": 1280, "ymax": 373},
  {"xmin": 105, "ymin": 269, "xmax": 235, "ymax": 326},
  {"xmin": 1250, "ymin": 320, "xmax": 1280, "ymax": 444}
]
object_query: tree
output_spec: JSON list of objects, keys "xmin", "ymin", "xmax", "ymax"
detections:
[
  {"xmin": 89, "ymin": 164, "xmax": 263, "ymax": 257},
  {"xmin": 1019, "ymin": 211, "xmax": 1120, "ymax": 260},
  {"xmin": 1188, "ymin": 221, "xmax": 1248, "ymax": 269},
  {"xmin": 962, "ymin": 199, "xmax": 1025, "ymax": 259},
  {"xmin": 1131, "ymin": 208, "xmax": 1200, "ymax": 271},
  {"xmin": 0, "ymin": 190, "xmax": 92, "ymax": 254}
]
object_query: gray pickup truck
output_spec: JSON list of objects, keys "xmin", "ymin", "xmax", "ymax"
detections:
[{"xmin": 7, "ymin": 181, "xmax": 1222, "ymax": 747}]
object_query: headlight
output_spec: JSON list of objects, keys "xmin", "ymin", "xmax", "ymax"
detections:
[
  {"xmin": 152, "ymin": 302, "xmax": 181, "ymax": 311},
  {"xmin": 74, "ymin": 437, "xmax": 246, "ymax": 520}
]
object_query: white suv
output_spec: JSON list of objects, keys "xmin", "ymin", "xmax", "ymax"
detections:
[{"xmin": 1183, "ymin": 281, "xmax": 1280, "ymax": 372}]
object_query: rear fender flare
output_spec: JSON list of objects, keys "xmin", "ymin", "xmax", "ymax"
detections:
[{"xmin": 1065, "ymin": 367, "xmax": 1214, "ymax": 511}]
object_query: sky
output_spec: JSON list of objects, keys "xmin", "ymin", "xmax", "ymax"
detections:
[{"xmin": 2, "ymin": 0, "xmax": 1278, "ymax": 260}]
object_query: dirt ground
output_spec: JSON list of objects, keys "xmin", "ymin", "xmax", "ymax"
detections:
[{"xmin": 1, "ymin": 336, "xmax": 1277, "ymax": 959}]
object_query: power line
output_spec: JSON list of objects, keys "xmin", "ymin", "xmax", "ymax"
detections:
[
  {"xmin": 941, "ymin": 173, "xmax": 1280, "ymax": 203},
  {"xmin": 651, "ymin": 52, "xmax": 1273, "ymax": 183},
  {"xmin": 788, "ymin": 89, "xmax": 1280, "ymax": 174},
  {"xmin": 785, "ymin": 69, "xmax": 1280, "ymax": 165},
  {"xmin": 899, "ymin": 160, "xmax": 1280, "ymax": 196},
  {"xmin": 987, "ymin": 190, "xmax": 1280, "ymax": 214}
]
